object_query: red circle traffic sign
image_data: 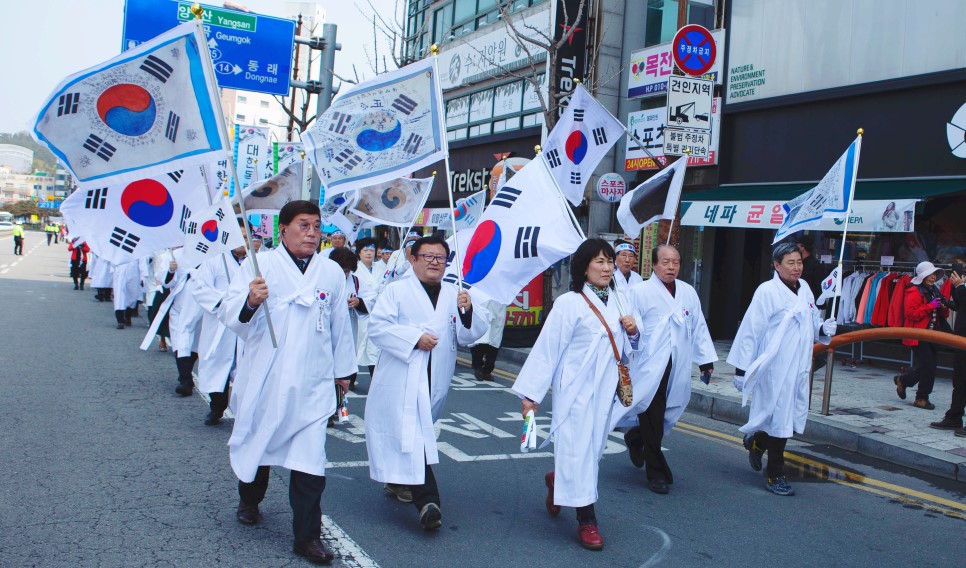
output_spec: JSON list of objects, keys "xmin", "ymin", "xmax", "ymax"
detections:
[{"xmin": 672, "ymin": 24, "xmax": 716, "ymax": 76}]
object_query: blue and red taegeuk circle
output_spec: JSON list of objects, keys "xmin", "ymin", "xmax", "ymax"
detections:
[
  {"xmin": 201, "ymin": 220, "xmax": 219, "ymax": 242},
  {"xmin": 120, "ymin": 179, "xmax": 174, "ymax": 227},
  {"xmin": 462, "ymin": 220, "xmax": 501, "ymax": 284},
  {"xmin": 96, "ymin": 84, "xmax": 157, "ymax": 137},
  {"xmin": 565, "ymin": 130, "xmax": 588, "ymax": 165}
]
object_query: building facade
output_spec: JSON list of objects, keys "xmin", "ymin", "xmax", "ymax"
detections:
[{"xmin": 0, "ymin": 145, "xmax": 34, "ymax": 175}]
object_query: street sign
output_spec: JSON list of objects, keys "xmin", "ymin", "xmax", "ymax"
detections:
[
  {"xmin": 122, "ymin": 0, "xmax": 295, "ymax": 96},
  {"xmin": 672, "ymin": 24, "xmax": 716, "ymax": 77},
  {"xmin": 595, "ymin": 173, "xmax": 626, "ymax": 203},
  {"xmin": 665, "ymin": 76, "xmax": 713, "ymax": 157},
  {"xmin": 38, "ymin": 201, "xmax": 61, "ymax": 210}
]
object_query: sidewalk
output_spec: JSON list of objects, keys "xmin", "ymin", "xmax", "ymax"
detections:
[{"xmin": 464, "ymin": 340, "xmax": 966, "ymax": 482}]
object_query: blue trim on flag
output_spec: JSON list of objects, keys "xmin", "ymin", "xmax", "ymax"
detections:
[
  {"xmin": 776, "ymin": 140, "xmax": 857, "ymax": 237},
  {"xmin": 185, "ymin": 32, "xmax": 224, "ymax": 154}
]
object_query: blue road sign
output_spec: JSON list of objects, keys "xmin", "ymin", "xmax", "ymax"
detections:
[
  {"xmin": 672, "ymin": 24, "xmax": 716, "ymax": 77},
  {"xmin": 122, "ymin": 0, "xmax": 295, "ymax": 96}
]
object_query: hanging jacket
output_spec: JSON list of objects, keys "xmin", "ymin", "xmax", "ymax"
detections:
[{"xmin": 887, "ymin": 275, "xmax": 912, "ymax": 327}]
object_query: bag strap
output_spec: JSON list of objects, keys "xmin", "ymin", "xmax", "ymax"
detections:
[{"xmin": 580, "ymin": 292, "xmax": 621, "ymax": 364}]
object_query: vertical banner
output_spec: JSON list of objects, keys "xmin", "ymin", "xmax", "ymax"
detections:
[
  {"xmin": 230, "ymin": 125, "xmax": 272, "ymax": 196},
  {"xmin": 638, "ymin": 223, "xmax": 660, "ymax": 278},
  {"xmin": 505, "ymin": 275, "xmax": 545, "ymax": 327},
  {"xmin": 273, "ymin": 141, "xmax": 304, "ymax": 172},
  {"xmin": 553, "ymin": 0, "xmax": 588, "ymax": 114}
]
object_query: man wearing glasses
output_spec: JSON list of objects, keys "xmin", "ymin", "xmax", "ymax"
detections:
[
  {"xmin": 218, "ymin": 200, "xmax": 357, "ymax": 564},
  {"xmin": 364, "ymin": 236, "xmax": 489, "ymax": 531}
]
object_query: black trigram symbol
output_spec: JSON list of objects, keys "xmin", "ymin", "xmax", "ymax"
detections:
[
  {"xmin": 214, "ymin": 208, "xmax": 225, "ymax": 221},
  {"xmin": 57, "ymin": 93, "xmax": 80, "ymax": 116},
  {"xmin": 83, "ymin": 134, "xmax": 116, "ymax": 162},
  {"xmin": 570, "ymin": 171, "xmax": 581, "ymax": 185},
  {"xmin": 220, "ymin": 232, "xmax": 229, "ymax": 244},
  {"xmin": 335, "ymin": 149, "xmax": 354, "ymax": 163},
  {"xmin": 391, "ymin": 95, "xmax": 418, "ymax": 115},
  {"xmin": 185, "ymin": 221, "xmax": 197, "ymax": 235},
  {"xmin": 403, "ymin": 133, "xmax": 422, "ymax": 154},
  {"xmin": 545, "ymin": 148, "xmax": 561, "ymax": 168},
  {"xmin": 442, "ymin": 273, "xmax": 472, "ymax": 289},
  {"xmin": 165, "ymin": 112, "xmax": 180, "ymax": 142},
  {"xmin": 592, "ymin": 126, "xmax": 608, "ymax": 145},
  {"xmin": 195, "ymin": 242, "xmax": 209, "ymax": 254},
  {"xmin": 167, "ymin": 170, "xmax": 183, "ymax": 183},
  {"xmin": 109, "ymin": 227, "xmax": 140, "ymax": 253},
  {"xmin": 491, "ymin": 186, "xmax": 521, "ymax": 208},
  {"xmin": 329, "ymin": 112, "xmax": 352, "ymax": 134},
  {"xmin": 572, "ymin": 108, "xmax": 585, "ymax": 122},
  {"xmin": 179, "ymin": 205, "xmax": 192, "ymax": 232},
  {"xmin": 336, "ymin": 149, "xmax": 362, "ymax": 170},
  {"xmin": 514, "ymin": 226, "xmax": 540, "ymax": 259},
  {"xmin": 141, "ymin": 55, "xmax": 173, "ymax": 83},
  {"xmin": 84, "ymin": 187, "xmax": 107, "ymax": 209}
]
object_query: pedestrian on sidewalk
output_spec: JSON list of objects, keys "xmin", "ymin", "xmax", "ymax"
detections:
[
  {"xmin": 218, "ymin": 200, "xmax": 357, "ymax": 564},
  {"xmin": 613, "ymin": 244, "xmax": 717, "ymax": 495},
  {"xmin": 894, "ymin": 261, "xmax": 950, "ymax": 410},
  {"xmin": 512, "ymin": 239, "xmax": 640, "ymax": 550},
  {"xmin": 12, "ymin": 223, "xmax": 24, "ymax": 255},
  {"xmin": 930, "ymin": 263, "xmax": 966, "ymax": 435},
  {"xmin": 729, "ymin": 242, "xmax": 837, "ymax": 497},
  {"xmin": 365, "ymin": 236, "xmax": 488, "ymax": 531},
  {"xmin": 67, "ymin": 238, "xmax": 89, "ymax": 290}
]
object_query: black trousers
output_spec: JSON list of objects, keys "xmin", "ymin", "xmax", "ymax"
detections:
[
  {"xmin": 944, "ymin": 349, "xmax": 966, "ymax": 421},
  {"xmin": 238, "ymin": 466, "xmax": 327, "ymax": 541},
  {"xmin": 209, "ymin": 379, "xmax": 229, "ymax": 415},
  {"xmin": 751, "ymin": 432, "xmax": 789, "ymax": 478},
  {"xmin": 634, "ymin": 358, "xmax": 674, "ymax": 483},
  {"xmin": 13, "ymin": 237, "xmax": 22, "ymax": 255},
  {"xmin": 114, "ymin": 308, "xmax": 135, "ymax": 325},
  {"xmin": 900, "ymin": 342, "xmax": 939, "ymax": 399},
  {"xmin": 409, "ymin": 462, "xmax": 440, "ymax": 511},
  {"xmin": 176, "ymin": 353, "xmax": 198, "ymax": 387},
  {"xmin": 470, "ymin": 344, "xmax": 499, "ymax": 374},
  {"xmin": 46, "ymin": 233, "xmax": 52, "ymax": 245}
]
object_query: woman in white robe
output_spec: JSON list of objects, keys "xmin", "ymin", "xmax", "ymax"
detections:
[
  {"xmin": 727, "ymin": 242, "xmax": 836, "ymax": 496},
  {"xmin": 512, "ymin": 239, "xmax": 640, "ymax": 550},
  {"xmin": 353, "ymin": 238, "xmax": 382, "ymax": 378}
]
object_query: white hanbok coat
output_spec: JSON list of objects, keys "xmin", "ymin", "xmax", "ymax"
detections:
[
  {"xmin": 613, "ymin": 269, "xmax": 644, "ymax": 296},
  {"xmin": 611, "ymin": 277, "xmax": 717, "ymax": 431},
  {"xmin": 166, "ymin": 249, "xmax": 203, "ymax": 357},
  {"xmin": 469, "ymin": 299, "xmax": 507, "ymax": 349},
  {"xmin": 353, "ymin": 264, "xmax": 381, "ymax": 366},
  {"xmin": 512, "ymin": 286, "xmax": 640, "ymax": 507},
  {"xmin": 219, "ymin": 248, "xmax": 357, "ymax": 482},
  {"xmin": 112, "ymin": 260, "xmax": 143, "ymax": 311},
  {"xmin": 364, "ymin": 274, "xmax": 489, "ymax": 485},
  {"xmin": 726, "ymin": 274, "xmax": 827, "ymax": 438},
  {"xmin": 192, "ymin": 253, "xmax": 245, "ymax": 394},
  {"xmin": 89, "ymin": 254, "xmax": 113, "ymax": 289}
]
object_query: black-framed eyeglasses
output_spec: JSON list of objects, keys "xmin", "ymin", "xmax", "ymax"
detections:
[{"xmin": 415, "ymin": 253, "xmax": 447, "ymax": 264}]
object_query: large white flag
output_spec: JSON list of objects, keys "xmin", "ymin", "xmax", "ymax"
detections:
[
  {"xmin": 302, "ymin": 57, "xmax": 447, "ymax": 197},
  {"xmin": 179, "ymin": 199, "xmax": 245, "ymax": 269},
  {"xmin": 443, "ymin": 159, "xmax": 583, "ymax": 304},
  {"xmin": 32, "ymin": 22, "xmax": 227, "ymax": 184},
  {"xmin": 60, "ymin": 166, "xmax": 211, "ymax": 264},
  {"xmin": 616, "ymin": 156, "xmax": 688, "ymax": 236},
  {"xmin": 242, "ymin": 161, "xmax": 305, "ymax": 214},
  {"xmin": 542, "ymin": 84, "xmax": 625, "ymax": 206},
  {"xmin": 348, "ymin": 177, "xmax": 433, "ymax": 227},
  {"xmin": 773, "ymin": 137, "xmax": 862, "ymax": 243}
]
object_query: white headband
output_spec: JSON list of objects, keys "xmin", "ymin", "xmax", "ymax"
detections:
[{"xmin": 615, "ymin": 243, "xmax": 636, "ymax": 254}]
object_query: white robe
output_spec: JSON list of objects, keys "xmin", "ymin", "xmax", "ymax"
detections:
[
  {"xmin": 354, "ymin": 263, "xmax": 381, "ymax": 366},
  {"xmin": 192, "ymin": 253, "xmax": 245, "ymax": 394},
  {"xmin": 726, "ymin": 274, "xmax": 827, "ymax": 438},
  {"xmin": 219, "ymin": 247, "xmax": 357, "ymax": 482},
  {"xmin": 364, "ymin": 274, "xmax": 489, "ymax": 485},
  {"xmin": 612, "ymin": 268, "xmax": 644, "ymax": 296},
  {"xmin": 89, "ymin": 254, "xmax": 113, "ymax": 289},
  {"xmin": 512, "ymin": 286, "xmax": 640, "ymax": 507},
  {"xmin": 166, "ymin": 249, "xmax": 203, "ymax": 357},
  {"xmin": 112, "ymin": 260, "xmax": 143, "ymax": 311},
  {"xmin": 469, "ymin": 299, "xmax": 507, "ymax": 349},
  {"xmin": 611, "ymin": 277, "xmax": 717, "ymax": 431}
]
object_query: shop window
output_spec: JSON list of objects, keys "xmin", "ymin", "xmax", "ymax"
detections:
[
  {"xmin": 260, "ymin": 100, "xmax": 270, "ymax": 108},
  {"xmin": 645, "ymin": 0, "xmax": 716, "ymax": 48}
]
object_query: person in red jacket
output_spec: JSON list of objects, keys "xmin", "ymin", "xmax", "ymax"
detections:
[
  {"xmin": 894, "ymin": 261, "xmax": 950, "ymax": 410},
  {"xmin": 68, "ymin": 239, "xmax": 90, "ymax": 290}
]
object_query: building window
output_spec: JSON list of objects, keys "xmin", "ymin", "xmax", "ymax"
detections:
[
  {"xmin": 260, "ymin": 100, "xmax": 270, "ymax": 108},
  {"xmin": 236, "ymin": 114, "xmax": 246, "ymax": 122},
  {"xmin": 258, "ymin": 118, "xmax": 269, "ymax": 125},
  {"xmin": 238, "ymin": 95, "xmax": 248, "ymax": 103},
  {"xmin": 645, "ymin": 0, "xmax": 715, "ymax": 47}
]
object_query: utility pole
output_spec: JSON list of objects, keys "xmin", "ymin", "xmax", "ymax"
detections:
[
  {"xmin": 310, "ymin": 23, "xmax": 340, "ymax": 205},
  {"xmin": 287, "ymin": 14, "xmax": 303, "ymax": 142}
]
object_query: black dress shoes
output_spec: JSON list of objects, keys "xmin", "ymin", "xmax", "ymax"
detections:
[
  {"xmin": 293, "ymin": 538, "xmax": 335, "ymax": 564},
  {"xmin": 204, "ymin": 411, "xmax": 223, "ymax": 426},
  {"xmin": 647, "ymin": 478, "xmax": 670, "ymax": 494},
  {"xmin": 623, "ymin": 428, "xmax": 645, "ymax": 469},
  {"xmin": 175, "ymin": 384, "xmax": 193, "ymax": 397},
  {"xmin": 236, "ymin": 502, "xmax": 260, "ymax": 525}
]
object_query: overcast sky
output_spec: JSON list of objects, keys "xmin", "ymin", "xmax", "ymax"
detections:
[{"xmin": 0, "ymin": 0, "xmax": 398, "ymax": 133}]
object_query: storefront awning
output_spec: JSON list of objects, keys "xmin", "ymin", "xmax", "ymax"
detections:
[{"xmin": 682, "ymin": 178, "xmax": 966, "ymax": 202}]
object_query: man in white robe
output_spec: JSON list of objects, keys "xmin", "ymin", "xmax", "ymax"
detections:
[
  {"xmin": 218, "ymin": 200, "xmax": 356, "ymax": 564},
  {"xmin": 322, "ymin": 229, "xmax": 348, "ymax": 258},
  {"xmin": 354, "ymin": 238, "xmax": 382, "ymax": 381},
  {"xmin": 112, "ymin": 259, "xmax": 144, "ymax": 329},
  {"xmin": 371, "ymin": 242, "xmax": 391, "ymax": 283},
  {"xmin": 613, "ymin": 245, "xmax": 717, "ymax": 494},
  {"xmin": 365, "ymin": 236, "xmax": 488, "ymax": 531},
  {"xmin": 192, "ymin": 227, "xmax": 260, "ymax": 425},
  {"xmin": 612, "ymin": 239, "xmax": 644, "ymax": 295},
  {"xmin": 728, "ymin": 242, "xmax": 837, "ymax": 497},
  {"xmin": 328, "ymin": 246, "xmax": 377, "ymax": 393},
  {"xmin": 377, "ymin": 231, "xmax": 420, "ymax": 291},
  {"xmin": 469, "ymin": 299, "xmax": 506, "ymax": 381},
  {"xmin": 166, "ymin": 248, "xmax": 204, "ymax": 397}
]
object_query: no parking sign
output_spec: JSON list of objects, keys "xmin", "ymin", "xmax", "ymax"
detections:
[{"xmin": 672, "ymin": 25, "xmax": 717, "ymax": 77}]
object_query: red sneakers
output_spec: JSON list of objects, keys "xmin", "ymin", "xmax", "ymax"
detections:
[
  {"xmin": 577, "ymin": 524, "xmax": 604, "ymax": 550},
  {"xmin": 544, "ymin": 471, "xmax": 561, "ymax": 516}
]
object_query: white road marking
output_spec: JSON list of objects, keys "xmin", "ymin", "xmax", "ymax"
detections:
[
  {"xmin": 321, "ymin": 515, "xmax": 381, "ymax": 568},
  {"xmin": 638, "ymin": 526, "xmax": 673, "ymax": 568}
]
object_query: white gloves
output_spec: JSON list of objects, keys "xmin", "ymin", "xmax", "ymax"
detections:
[
  {"xmin": 822, "ymin": 318, "xmax": 838, "ymax": 337},
  {"xmin": 733, "ymin": 375, "xmax": 744, "ymax": 392}
]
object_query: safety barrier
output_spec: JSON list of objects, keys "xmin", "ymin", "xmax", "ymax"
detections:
[{"xmin": 810, "ymin": 328, "xmax": 966, "ymax": 415}]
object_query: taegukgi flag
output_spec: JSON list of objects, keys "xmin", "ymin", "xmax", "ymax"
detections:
[
  {"xmin": 348, "ymin": 177, "xmax": 433, "ymax": 227},
  {"xmin": 816, "ymin": 265, "xmax": 841, "ymax": 305},
  {"xmin": 616, "ymin": 156, "xmax": 687, "ymax": 236},
  {"xmin": 242, "ymin": 161, "xmax": 305, "ymax": 215},
  {"xmin": 59, "ymin": 166, "xmax": 212, "ymax": 264},
  {"xmin": 452, "ymin": 189, "xmax": 486, "ymax": 231},
  {"xmin": 443, "ymin": 158, "xmax": 583, "ymax": 305},
  {"xmin": 179, "ymin": 199, "xmax": 246, "ymax": 269},
  {"xmin": 301, "ymin": 57, "xmax": 447, "ymax": 197},
  {"xmin": 32, "ymin": 22, "xmax": 227, "ymax": 184},
  {"xmin": 773, "ymin": 136, "xmax": 862, "ymax": 244},
  {"xmin": 542, "ymin": 84, "xmax": 625, "ymax": 206}
]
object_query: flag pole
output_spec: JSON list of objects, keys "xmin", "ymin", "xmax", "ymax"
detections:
[
  {"xmin": 624, "ymin": 128, "xmax": 666, "ymax": 171},
  {"xmin": 664, "ymin": 151, "xmax": 690, "ymax": 245},
  {"xmin": 190, "ymin": 7, "xmax": 277, "ymax": 348},
  {"xmin": 829, "ymin": 128, "xmax": 863, "ymax": 321},
  {"xmin": 199, "ymin": 164, "xmax": 233, "ymax": 281}
]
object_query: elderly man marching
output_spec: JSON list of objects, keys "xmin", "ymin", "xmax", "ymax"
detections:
[
  {"xmin": 728, "ymin": 242, "xmax": 837, "ymax": 496},
  {"xmin": 612, "ymin": 239, "xmax": 644, "ymax": 295},
  {"xmin": 364, "ymin": 236, "xmax": 489, "ymax": 531},
  {"xmin": 218, "ymin": 200, "xmax": 357, "ymax": 564},
  {"xmin": 613, "ymin": 245, "xmax": 716, "ymax": 495}
]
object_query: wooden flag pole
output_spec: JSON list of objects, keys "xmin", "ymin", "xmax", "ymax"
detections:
[
  {"xmin": 191, "ymin": 5, "xmax": 277, "ymax": 348},
  {"xmin": 829, "ymin": 128, "xmax": 864, "ymax": 321}
]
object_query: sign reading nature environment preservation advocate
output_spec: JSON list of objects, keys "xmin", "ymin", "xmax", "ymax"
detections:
[{"xmin": 122, "ymin": 0, "xmax": 295, "ymax": 96}]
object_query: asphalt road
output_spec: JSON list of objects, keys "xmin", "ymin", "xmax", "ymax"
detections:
[{"xmin": 1, "ymin": 235, "xmax": 963, "ymax": 567}]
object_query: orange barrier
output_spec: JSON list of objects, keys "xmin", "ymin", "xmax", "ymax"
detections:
[{"xmin": 811, "ymin": 329, "xmax": 966, "ymax": 415}]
